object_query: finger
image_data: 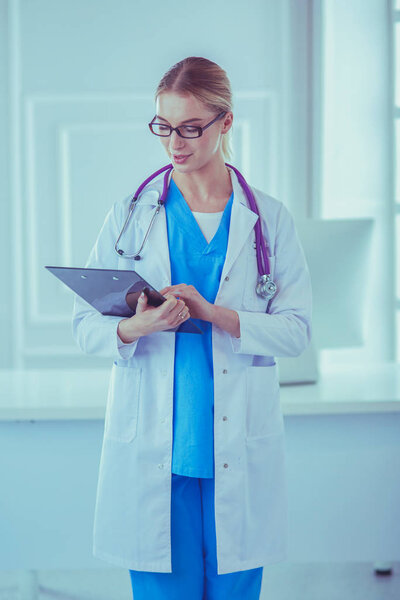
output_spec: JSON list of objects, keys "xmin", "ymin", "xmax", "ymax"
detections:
[
  {"xmin": 165, "ymin": 291, "xmax": 182, "ymax": 301},
  {"xmin": 165, "ymin": 297, "xmax": 185, "ymax": 314},
  {"xmin": 164, "ymin": 292, "xmax": 176, "ymax": 300},
  {"xmin": 177, "ymin": 306, "xmax": 190, "ymax": 322},
  {"xmin": 164, "ymin": 294, "xmax": 179, "ymax": 307}
]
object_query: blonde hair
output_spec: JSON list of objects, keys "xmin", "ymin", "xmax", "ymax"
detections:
[{"xmin": 154, "ymin": 56, "xmax": 233, "ymax": 162}]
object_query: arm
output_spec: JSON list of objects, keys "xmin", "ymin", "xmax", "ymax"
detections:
[
  {"xmin": 117, "ymin": 317, "xmax": 142, "ymax": 344},
  {"xmin": 71, "ymin": 198, "xmax": 140, "ymax": 361},
  {"xmin": 215, "ymin": 202, "xmax": 312, "ymax": 357},
  {"xmin": 211, "ymin": 305, "xmax": 240, "ymax": 338}
]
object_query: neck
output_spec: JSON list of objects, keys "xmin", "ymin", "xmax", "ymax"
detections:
[{"xmin": 171, "ymin": 157, "xmax": 232, "ymax": 205}]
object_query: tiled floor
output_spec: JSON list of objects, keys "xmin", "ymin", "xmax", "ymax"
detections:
[{"xmin": 0, "ymin": 563, "xmax": 398, "ymax": 600}]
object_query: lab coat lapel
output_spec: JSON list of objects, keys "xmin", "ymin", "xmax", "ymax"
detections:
[
  {"xmin": 218, "ymin": 171, "xmax": 258, "ymax": 285},
  {"xmin": 125, "ymin": 171, "xmax": 172, "ymax": 290},
  {"xmin": 133, "ymin": 166, "xmax": 258, "ymax": 292}
]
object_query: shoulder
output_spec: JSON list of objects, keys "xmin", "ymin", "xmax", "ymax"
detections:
[
  {"xmin": 248, "ymin": 184, "xmax": 294, "ymax": 252},
  {"xmin": 113, "ymin": 192, "xmax": 135, "ymax": 215},
  {"xmin": 249, "ymin": 184, "xmax": 287, "ymax": 222},
  {"xmin": 103, "ymin": 192, "xmax": 135, "ymax": 232}
]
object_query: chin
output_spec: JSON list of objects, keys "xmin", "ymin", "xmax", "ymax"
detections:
[{"xmin": 172, "ymin": 160, "xmax": 194, "ymax": 170}]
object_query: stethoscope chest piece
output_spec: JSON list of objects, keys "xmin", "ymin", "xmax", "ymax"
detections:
[{"xmin": 256, "ymin": 274, "xmax": 277, "ymax": 300}]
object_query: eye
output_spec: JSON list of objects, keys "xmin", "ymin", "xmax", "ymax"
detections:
[{"xmin": 181, "ymin": 126, "xmax": 198, "ymax": 133}]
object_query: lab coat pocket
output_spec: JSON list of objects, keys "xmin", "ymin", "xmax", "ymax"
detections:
[
  {"xmin": 245, "ymin": 364, "xmax": 284, "ymax": 440},
  {"xmin": 104, "ymin": 363, "xmax": 142, "ymax": 443},
  {"xmin": 242, "ymin": 253, "xmax": 276, "ymax": 311}
]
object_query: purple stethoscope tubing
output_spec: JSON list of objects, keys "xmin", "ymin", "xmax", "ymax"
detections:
[{"xmin": 114, "ymin": 163, "xmax": 277, "ymax": 300}]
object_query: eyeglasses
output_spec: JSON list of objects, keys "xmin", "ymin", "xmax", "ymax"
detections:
[{"xmin": 148, "ymin": 111, "xmax": 227, "ymax": 138}]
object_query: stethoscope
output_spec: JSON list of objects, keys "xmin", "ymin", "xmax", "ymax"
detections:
[{"xmin": 114, "ymin": 163, "xmax": 277, "ymax": 301}]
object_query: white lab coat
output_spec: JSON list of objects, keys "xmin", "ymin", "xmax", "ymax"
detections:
[{"xmin": 72, "ymin": 166, "xmax": 312, "ymax": 575}]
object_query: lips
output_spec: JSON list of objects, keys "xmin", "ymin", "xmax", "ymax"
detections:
[{"xmin": 173, "ymin": 154, "xmax": 190, "ymax": 158}]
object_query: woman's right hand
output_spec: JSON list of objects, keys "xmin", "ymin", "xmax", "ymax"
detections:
[{"xmin": 118, "ymin": 292, "xmax": 191, "ymax": 342}]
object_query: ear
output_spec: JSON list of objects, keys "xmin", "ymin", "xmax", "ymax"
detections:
[{"xmin": 222, "ymin": 111, "xmax": 233, "ymax": 134}]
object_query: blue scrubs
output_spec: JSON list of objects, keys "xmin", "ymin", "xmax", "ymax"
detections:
[
  {"xmin": 167, "ymin": 177, "xmax": 233, "ymax": 478},
  {"xmin": 129, "ymin": 474, "xmax": 264, "ymax": 599},
  {"xmin": 129, "ymin": 177, "xmax": 263, "ymax": 598}
]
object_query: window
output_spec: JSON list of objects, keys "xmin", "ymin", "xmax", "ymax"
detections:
[{"xmin": 394, "ymin": 3, "xmax": 400, "ymax": 359}]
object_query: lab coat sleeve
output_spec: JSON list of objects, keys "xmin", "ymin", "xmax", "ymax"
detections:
[
  {"xmin": 230, "ymin": 202, "xmax": 312, "ymax": 357},
  {"xmin": 71, "ymin": 198, "xmax": 139, "ymax": 361}
]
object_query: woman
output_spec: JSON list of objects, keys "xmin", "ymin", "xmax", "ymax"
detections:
[{"xmin": 72, "ymin": 56, "xmax": 312, "ymax": 599}]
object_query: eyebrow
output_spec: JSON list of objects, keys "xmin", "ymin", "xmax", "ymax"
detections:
[{"xmin": 155, "ymin": 115, "xmax": 203, "ymax": 124}]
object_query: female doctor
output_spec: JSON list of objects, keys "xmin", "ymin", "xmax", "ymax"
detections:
[{"xmin": 72, "ymin": 56, "xmax": 312, "ymax": 600}]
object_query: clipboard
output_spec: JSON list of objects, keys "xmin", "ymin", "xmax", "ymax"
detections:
[{"xmin": 45, "ymin": 266, "xmax": 204, "ymax": 335}]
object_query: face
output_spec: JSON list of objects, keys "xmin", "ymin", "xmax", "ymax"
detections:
[{"xmin": 153, "ymin": 92, "xmax": 232, "ymax": 172}]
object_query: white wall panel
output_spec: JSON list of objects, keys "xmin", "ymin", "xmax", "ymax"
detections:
[{"xmin": 5, "ymin": 0, "xmax": 302, "ymax": 368}]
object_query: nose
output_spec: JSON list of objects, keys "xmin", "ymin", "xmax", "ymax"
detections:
[{"xmin": 169, "ymin": 130, "xmax": 185, "ymax": 152}]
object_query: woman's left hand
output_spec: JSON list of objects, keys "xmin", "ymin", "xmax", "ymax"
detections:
[{"xmin": 159, "ymin": 284, "xmax": 214, "ymax": 322}]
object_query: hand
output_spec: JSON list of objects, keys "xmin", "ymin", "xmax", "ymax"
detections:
[
  {"xmin": 159, "ymin": 284, "xmax": 214, "ymax": 322},
  {"xmin": 131, "ymin": 290, "xmax": 191, "ymax": 336}
]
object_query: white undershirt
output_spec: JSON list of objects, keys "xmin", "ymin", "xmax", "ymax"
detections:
[{"xmin": 191, "ymin": 210, "xmax": 224, "ymax": 244}]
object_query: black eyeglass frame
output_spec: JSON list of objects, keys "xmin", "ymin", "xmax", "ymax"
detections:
[{"xmin": 148, "ymin": 110, "xmax": 227, "ymax": 138}]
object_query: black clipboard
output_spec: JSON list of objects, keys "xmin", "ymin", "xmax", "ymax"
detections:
[{"xmin": 45, "ymin": 266, "xmax": 204, "ymax": 334}]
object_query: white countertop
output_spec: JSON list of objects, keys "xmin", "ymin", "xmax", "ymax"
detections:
[{"xmin": 0, "ymin": 362, "xmax": 399, "ymax": 421}]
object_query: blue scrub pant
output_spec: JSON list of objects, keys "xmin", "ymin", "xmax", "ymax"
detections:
[{"xmin": 129, "ymin": 473, "xmax": 263, "ymax": 599}]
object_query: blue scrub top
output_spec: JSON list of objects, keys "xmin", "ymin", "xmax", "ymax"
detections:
[{"xmin": 165, "ymin": 177, "xmax": 234, "ymax": 478}]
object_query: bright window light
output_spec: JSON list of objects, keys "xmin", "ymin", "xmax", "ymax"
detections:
[
  {"xmin": 396, "ymin": 121, "xmax": 400, "ymax": 203},
  {"xmin": 396, "ymin": 24, "xmax": 400, "ymax": 107},
  {"xmin": 397, "ymin": 311, "xmax": 400, "ymax": 361},
  {"xmin": 397, "ymin": 214, "xmax": 400, "ymax": 300}
]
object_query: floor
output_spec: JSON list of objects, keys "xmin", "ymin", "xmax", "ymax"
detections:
[{"xmin": 0, "ymin": 562, "xmax": 398, "ymax": 600}]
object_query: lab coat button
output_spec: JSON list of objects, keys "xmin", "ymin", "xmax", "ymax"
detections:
[
  {"xmin": 225, "ymin": 276, "xmax": 229, "ymax": 281},
  {"xmin": 158, "ymin": 464, "xmax": 164, "ymax": 469},
  {"xmin": 223, "ymin": 463, "xmax": 229, "ymax": 468},
  {"xmin": 161, "ymin": 369, "xmax": 167, "ymax": 376},
  {"xmin": 223, "ymin": 369, "xmax": 228, "ymax": 374},
  {"xmin": 222, "ymin": 416, "xmax": 227, "ymax": 421}
]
